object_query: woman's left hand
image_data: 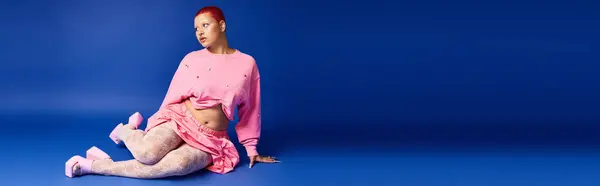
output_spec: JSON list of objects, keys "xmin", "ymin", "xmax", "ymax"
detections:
[{"xmin": 249, "ymin": 155, "xmax": 280, "ymax": 168}]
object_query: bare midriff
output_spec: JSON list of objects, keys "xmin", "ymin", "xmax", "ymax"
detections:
[{"xmin": 184, "ymin": 99, "xmax": 229, "ymax": 131}]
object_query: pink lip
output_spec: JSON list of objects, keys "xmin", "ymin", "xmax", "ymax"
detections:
[{"xmin": 200, "ymin": 37, "xmax": 207, "ymax": 42}]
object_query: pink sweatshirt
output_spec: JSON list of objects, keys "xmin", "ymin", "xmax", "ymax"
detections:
[{"xmin": 147, "ymin": 48, "xmax": 261, "ymax": 157}]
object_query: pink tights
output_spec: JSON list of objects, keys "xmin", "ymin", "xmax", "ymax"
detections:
[{"xmin": 87, "ymin": 122, "xmax": 212, "ymax": 179}]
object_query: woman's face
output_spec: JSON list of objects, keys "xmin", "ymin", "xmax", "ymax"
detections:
[{"xmin": 194, "ymin": 13, "xmax": 225, "ymax": 48}]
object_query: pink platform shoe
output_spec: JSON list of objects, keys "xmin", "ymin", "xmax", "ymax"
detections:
[
  {"xmin": 109, "ymin": 112, "xmax": 144, "ymax": 144},
  {"xmin": 65, "ymin": 155, "xmax": 93, "ymax": 178},
  {"xmin": 85, "ymin": 146, "xmax": 111, "ymax": 160}
]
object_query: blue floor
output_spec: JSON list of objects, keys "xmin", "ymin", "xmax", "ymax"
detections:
[{"xmin": 2, "ymin": 112, "xmax": 600, "ymax": 186}]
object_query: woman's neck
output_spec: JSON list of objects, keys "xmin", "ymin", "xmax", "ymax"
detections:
[{"xmin": 207, "ymin": 36, "xmax": 233, "ymax": 54}]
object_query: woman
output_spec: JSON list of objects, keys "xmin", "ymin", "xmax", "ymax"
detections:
[{"xmin": 65, "ymin": 6, "xmax": 278, "ymax": 179}]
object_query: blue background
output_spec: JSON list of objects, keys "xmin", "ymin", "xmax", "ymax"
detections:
[{"xmin": 1, "ymin": 0, "xmax": 600, "ymax": 185}]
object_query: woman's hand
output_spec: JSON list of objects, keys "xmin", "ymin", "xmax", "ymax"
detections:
[{"xmin": 249, "ymin": 155, "xmax": 280, "ymax": 168}]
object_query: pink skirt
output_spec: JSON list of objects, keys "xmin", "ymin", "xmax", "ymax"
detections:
[{"xmin": 145, "ymin": 102, "xmax": 240, "ymax": 174}]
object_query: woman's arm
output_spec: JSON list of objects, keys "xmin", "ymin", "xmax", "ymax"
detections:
[{"xmin": 235, "ymin": 67, "xmax": 261, "ymax": 157}]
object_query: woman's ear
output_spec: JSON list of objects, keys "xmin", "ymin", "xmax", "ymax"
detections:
[{"xmin": 219, "ymin": 20, "xmax": 226, "ymax": 32}]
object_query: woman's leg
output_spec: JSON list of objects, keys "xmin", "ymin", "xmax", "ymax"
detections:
[
  {"xmin": 85, "ymin": 144, "xmax": 212, "ymax": 179},
  {"xmin": 117, "ymin": 122, "xmax": 183, "ymax": 165}
]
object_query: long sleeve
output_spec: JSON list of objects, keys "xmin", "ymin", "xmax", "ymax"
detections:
[
  {"xmin": 236, "ymin": 67, "xmax": 261, "ymax": 157},
  {"xmin": 158, "ymin": 53, "xmax": 194, "ymax": 109}
]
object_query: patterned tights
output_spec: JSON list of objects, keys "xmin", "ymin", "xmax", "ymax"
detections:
[{"xmin": 88, "ymin": 123, "xmax": 212, "ymax": 179}]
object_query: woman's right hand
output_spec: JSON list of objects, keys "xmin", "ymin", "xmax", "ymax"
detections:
[{"xmin": 249, "ymin": 155, "xmax": 280, "ymax": 168}]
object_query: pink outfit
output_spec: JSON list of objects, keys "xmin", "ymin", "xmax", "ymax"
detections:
[{"xmin": 145, "ymin": 49, "xmax": 261, "ymax": 174}]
